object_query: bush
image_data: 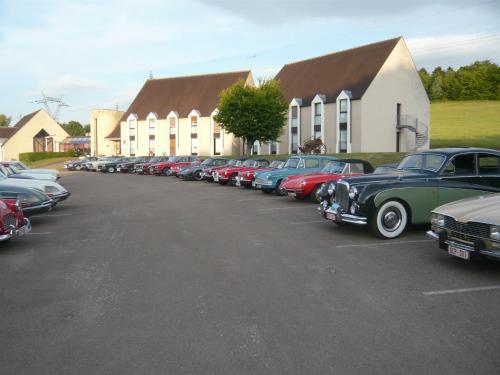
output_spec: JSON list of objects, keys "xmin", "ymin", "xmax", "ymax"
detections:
[{"xmin": 19, "ymin": 151, "xmax": 76, "ymax": 163}]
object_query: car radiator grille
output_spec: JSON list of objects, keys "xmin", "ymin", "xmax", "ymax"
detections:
[
  {"xmin": 254, "ymin": 178, "xmax": 266, "ymax": 185},
  {"xmin": 334, "ymin": 183, "xmax": 350, "ymax": 212},
  {"xmin": 3, "ymin": 213, "xmax": 17, "ymax": 229},
  {"xmin": 443, "ymin": 216, "xmax": 490, "ymax": 243}
]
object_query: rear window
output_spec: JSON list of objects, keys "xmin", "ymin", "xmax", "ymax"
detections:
[
  {"xmin": 443, "ymin": 154, "xmax": 477, "ymax": 176},
  {"xmin": 305, "ymin": 159, "xmax": 319, "ymax": 168},
  {"xmin": 478, "ymin": 154, "xmax": 500, "ymax": 175}
]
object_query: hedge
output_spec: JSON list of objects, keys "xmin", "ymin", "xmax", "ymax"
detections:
[{"xmin": 19, "ymin": 151, "xmax": 76, "ymax": 163}]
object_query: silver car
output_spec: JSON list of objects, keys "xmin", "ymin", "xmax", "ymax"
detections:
[{"xmin": 427, "ymin": 193, "xmax": 500, "ymax": 261}]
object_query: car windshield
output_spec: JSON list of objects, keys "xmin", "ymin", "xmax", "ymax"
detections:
[
  {"xmin": 14, "ymin": 162, "xmax": 29, "ymax": 170},
  {"xmin": 201, "ymin": 159, "xmax": 213, "ymax": 166},
  {"xmin": 268, "ymin": 160, "xmax": 281, "ymax": 168},
  {"xmin": 227, "ymin": 159, "xmax": 239, "ymax": 166},
  {"xmin": 243, "ymin": 160, "xmax": 256, "ymax": 167},
  {"xmin": 322, "ymin": 161, "xmax": 346, "ymax": 174},
  {"xmin": 170, "ymin": 156, "xmax": 181, "ymax": 162},
  {"xmin": 149, "ymin": 157, "xmax": 161, "ymax": 162},
  {"xmin": 397, "ymin": 154, "xmax": 446, "ymax": 172},
  {"xmin": 284, "ymin": 158, "xmax": 300, "ymax": 168}
]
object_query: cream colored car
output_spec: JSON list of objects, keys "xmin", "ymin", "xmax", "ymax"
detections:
[{"xmin": 427, "ymin": 193, "xmax": 500, "ymax": 261}]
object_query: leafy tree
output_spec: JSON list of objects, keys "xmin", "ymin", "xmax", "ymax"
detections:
[
  {"xmin": 0, "ymin": 113, "xmax": 11, "ymax": 127},
  {"xmin": 418, "ymin": 68, "xmax": 430, "ymax": 93},
  {"xmin": 83, "ymin": 124, "xmax": 90, "ymax": 133},
  {"xmin": 429, "ymin": 70, "xmax": 445, "ymax": 101},
  {"xmin": 215, "ymin": 79, "xmax": 288, "ymax": 155},
  {"xmin": 62, "ymin": 121, "xmax": 86, "ymax": 136}
]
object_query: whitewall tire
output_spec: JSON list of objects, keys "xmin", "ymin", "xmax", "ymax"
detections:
[{"xmin": 371, "ymin": 200, "xmax": 408, "ymax": 239}]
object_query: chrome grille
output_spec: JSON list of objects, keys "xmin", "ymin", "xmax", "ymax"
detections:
[
  {"xmin": 443, "ymin": 216, "xmax": 490, "ymax": 243},
  {"xmin": 3, "ymin": 213, "xmax": 16, "ymax": 230},
  {"xmin": 334, "ymin": 182, "xmax": 350, "ymax": 212}
]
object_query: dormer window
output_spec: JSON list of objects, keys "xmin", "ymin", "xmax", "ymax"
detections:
[
  {"xmin": 314, "ymin": 103, "xmax": 322, "ymax": 139},
  {"xmin": 148, "ymin": 118, "xmax": 156, "ymax": 155},
  {"xmin": 128, "ymin": 118, "xmax": 137, "ymax": 156},
  {"xmin": 291, "ymin": 105, "xmax": 299, "ymax": 153},
  {"xmin": 311, "ymin": 95, "xmax": 325, "ymax": 142},
  {"xmin": 190, "ymin": 115, "xmax": 198, "ymax": 155}
]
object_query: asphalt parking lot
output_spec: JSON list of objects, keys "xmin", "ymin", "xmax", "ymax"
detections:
[{"xmin": 1, "ymin": 172, "xmax": 499, "ymax": 375}]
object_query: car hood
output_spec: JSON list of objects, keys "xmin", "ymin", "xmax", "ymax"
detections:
[
  {"xmin": 433, "ymin": 193, "xmax": 500, "ymax": 224},
  {"xmin": 19, "ymin": 168, "xmax": 58, "ymax": 176},
  {"xmin": 0, "ymin": 177, "xmax": 67, "ymax": 192}
]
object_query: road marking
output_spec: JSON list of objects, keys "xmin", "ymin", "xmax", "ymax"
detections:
[
  {"xmin": 336, "ymin": 239, "xmax": 434, "ymax": 248},
  {"xmin": 258, "ymin": 206, "xmax": 312, "ymax": 211},
  {"xmin": 27, "ymin": 232, "xmax": 52, "ymax": 235},
  {"xmin": 289, "ymin": 220, "xmax": 326, "ymax": 225},
  {"xmin": 423, "ymin": 285, "xmax": 500, "ymax": 296}
]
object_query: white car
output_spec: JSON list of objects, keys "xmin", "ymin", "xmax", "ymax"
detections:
[
  {"xmin": 2, "ymin": 161, "xmax": 60, "ymax": 180},
  {"xmin": 3, "ymin": 164, "xmax": 57, "ymax": 182},
  {"xmin": 0, "ymin": 171, "xmax": 70, "ymax": 202},
  {"xmin": 89, "ymin": 157, "xmax": 120, "ymax": 171}
]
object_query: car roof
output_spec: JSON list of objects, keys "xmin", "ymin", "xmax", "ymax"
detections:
[
  {"xmin": 289, "ymin": 155, "xmax": 337, "ymax": 159},
  {"xmin": 414, "ymin": 148, "xmax": 500, "ymax": 155}
]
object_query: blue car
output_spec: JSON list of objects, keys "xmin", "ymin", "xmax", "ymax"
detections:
[{"xmin": 254, "ymin": 155, "xmax": 337, "ymax": 195}]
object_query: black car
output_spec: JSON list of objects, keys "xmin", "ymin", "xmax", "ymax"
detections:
[
  {"xmin": 99, "ymin": 157, "xmax": 134, "ymax": 173},
  {"xmin": 318, "ymin": 148, "xmax": 500, "ymax": 239},
  {"xmin": 179, "ymin": 158, "xmax": 229, "ymax": 181},
  {"xmin": 0, "ymin": 185, "xmax": 54, "ymax": 217},
  {"xmin": 117, "ymin": 156, "xmax": 151, "ymax": 173}
]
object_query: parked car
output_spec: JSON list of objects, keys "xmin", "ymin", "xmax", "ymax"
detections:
[
  {"xmin": 179, "ymin": 158, "xmax": 229, "ymax": 181},
  {"xmin": 203, "ymin": 158, "xmax": 246, "ymax": 182},
  {"xmin": 0, "ymin": 170, "xmax": 70, "ymax": 203},
  {"xmin": 98, "ymin": 157, "xmax": 136, "ymax": 173},
  {"xmin": 0, "ymin": 185, "xmax": 54, "ymax": 216},
  {"xmin": 89, "ymin": 157, "xmax": 121, "ymax": 171},
  {"xmin": 254, "ymin": 155, "xmax": 338, "ymax": 195},
  {"xmin": 427, "ymin": 193, "xmax": 500, "ymax": 261},
  {"xmin": 217, "ymin": 159, "xmax": 270, "ymax": 186},
  {"xmin": 134, "ymin": 156, "xmax": 170, "ymax": 174},
  {"xmin": 2, "ymin": 161, "xmax": 60, "ymax": 180},
  {"xmin": 65, "ymin": 157, "xmax": 97, "ymax": 171},
  {"xmin": 238, "ymin": 160, "xmax": 285, "ymax": 188},
  {"xmin": 171, "ymin": 160, "xmax": 202, "ymax": 177},
  {"xmin": 0, "ymin": 198, "xmax": 31, "ymax": 242},
  {"xmin": 150, "ymin": 156, "xmax": 200, "ymax": 176},
  {"xmin": 0, "ymin": 165, "xmax": 35, "ymax": 180},
  {"xmin": 319, "ymin": 148, "xmax": 500, "ymax": 239},
  {"xmin": 117, "ymin": 156, "xmax": 151, "ymax": 173},
  {"xmin": 373, "ymin": 163, "xmax": 398, "ymax": 174},
  {"xmin": 283, "ymin": 159, "xmax": 374, "ymax": 202},
  {"xmin": 1, "ymin": 163, "xmax": 58, "ymax": 181}
]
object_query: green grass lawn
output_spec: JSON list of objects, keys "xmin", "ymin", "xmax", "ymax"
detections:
[
  {"xmin": 26, "ymin": 156, "xmax": 73, "ymax": 171},
  {"xmin": 260, "ymin": 153, "xmax": 403, "ymax": 167},
  {"xmin": 430, "ymin": 101, "xmax": 500, "ymax": 150}
]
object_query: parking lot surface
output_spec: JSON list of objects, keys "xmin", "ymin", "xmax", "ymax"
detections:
[{"xmin": 1, "ymin": 172, "xmax": 500, "ymax": 375}]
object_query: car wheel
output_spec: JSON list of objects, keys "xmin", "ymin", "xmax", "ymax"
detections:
[
  {"xmin": 370, "ymin": 200, "xmax": 409, "ymax": 239},
  {"xmin": 193, "ymin": 171, "xmax": 203, "ymax": 181},
  {"xmin": 310, "ymin": 185, "xmax": 322, "ymax": 203},
  {"xmin": 275, "ymin": 180, "xmax": 286, "ymax": 196},
  {"xmin": 162, "ymin": 168, "xmax": 171, "ymax": 176},
  {"xmin": 229, "ymin": 174, "xmax": 238, "ymax": 186},
  {"xmin": 108, "ymin": 167, "xmax": 115, "ymax": 173}
]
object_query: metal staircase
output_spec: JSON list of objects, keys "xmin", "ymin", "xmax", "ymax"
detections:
[{"xmin": 397, "ymin": 114, "xmax": 428, "ymax": 150}]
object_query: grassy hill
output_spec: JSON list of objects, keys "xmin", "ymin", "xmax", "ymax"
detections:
[{"xmin": 430, "ymin": 101, "xmax": 500, "ymax": 150}]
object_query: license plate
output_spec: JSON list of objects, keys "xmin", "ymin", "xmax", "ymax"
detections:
[
  {"xmin": 252, "ymin": 181, "xmax": 256, "ymax": 187},
  {"xmin": 255, "ymin": 184, "xmax": 261, "ymax": 189},
  {"xmin": 326, "ymin": 212, "xmax": 337, "ymax": 221},
  {"xmin": 448, "ymin": 245, "xmax": 470, "ymax": 260},
  {"xmin": 214, "ymin": 175, "xmax": 219, "ymax": 182},
  {"xmin": 117, "ymin": 168, "xmax": 121, "ymax": 171},
  {"xmin": 287, "ymin": 192, "xmax": 296, "ymax": 197}
]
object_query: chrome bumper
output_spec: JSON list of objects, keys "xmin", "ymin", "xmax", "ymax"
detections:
[
  {"xmin": 0, "ymin": 218, "xmax": 32, "ymax": 241},
  {"xmin": 50, "ymin": 191, "xmax": 71, "ymax": 202},
  {"xmin": 426, "ymin": 230, "xmax": 500, "ymax": 259},
  {"xmin": 323, "ymin": 203, "xmax": 367, "ymax": 225}
]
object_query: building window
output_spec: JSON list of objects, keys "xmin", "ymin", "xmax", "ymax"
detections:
[
  {"xmin": 252, "ymin": 141, "xmax": 260, "ymax": 155},
  {"xmin": 314, "ymin": 102, "xmax": 322, "ymax": 139},
  {"xmin": 169, "ymin": 117, "xmax": 176, "ymax": 134},
  {"xmin": 339, "ymin": 99, "xmax": 348, "ymax": 153},
  {"xmin": 129, "ymin": 119, "xmax": 136, "ymax": 156},
  {"xmin": 291, "ymin": 106, "xmax": 298, "ymax": 154},
  {"xmin": 191, "ymin": 116, "xmax": 198, "ymax": 155},
  {"xmin": 149, "ymin": 118, "xmax": 156, "ymax": 155},
  {"xmin": 213, "ymin": 118, "xmax": 221, "ymax": 155},
  {"xmin": 270, "ymin": 141, "xmax": 277, "ymax": 155}
]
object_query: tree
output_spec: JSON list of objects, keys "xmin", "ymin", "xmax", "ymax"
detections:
[
  {"xmin": 0, "ymin": 113, "xmax": 11, "ymax": 127},
  {"xmin": 84, "ymin": 124, "xmax": 90, "ymax": 133},
  {"xmin": 429, "ymin": 68, "xmax": 445, "ymax": 101},
  {"xmin": 418, "ymin": 68, "xmax": 430, "ymax": 93},
  {"xmin": 62, "ymin": 121, "xmax": 86, "ymax": 136},
  {"xmin": 214, "ymin": 79, "xmax": 288, "ymax": 155}
]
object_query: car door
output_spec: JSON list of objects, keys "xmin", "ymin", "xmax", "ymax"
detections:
[{"xmin": 477, "ymin": 153, "xmax": 500, "ymax": 190}]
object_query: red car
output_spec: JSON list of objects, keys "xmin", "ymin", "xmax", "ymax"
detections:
[
  {"xmin": 237, "ymin": 160, "xmax": 285, "ymax": 188},
  {"xmin": 203, "ymin": 158, "xmax": 246, "ymax": 182},
  {"xmin": 134, "ymin": 156, "xmax": 169, "ymax": 174},
  {"xmin": 283, "ymin": 159, "xmax": 373, "ymax": 202},
  {"xmin": 0, "ymin": 198, "xmax": 31, "ymax": 242},
  {"xmin": 217, "ymin": 159, "xmax": 270, "ymax": 186},
  {"xmin": 171, "ymin": 160, "xmax": 201, "ymax": 177},
  {"xmin": 150, "ymin": 156, "xmax": 200, "ymax": 176}
]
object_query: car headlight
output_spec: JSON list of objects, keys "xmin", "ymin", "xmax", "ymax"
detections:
[
  {"xmin": 490, "ymin": 225, "xmax": 500, "ymax": 241},
  {"xmin": 350, "ymin": 202, "xmax": 359, "ymax": 214},
  {"xmin": 300, "ymin": 180, "xmax": 306, "ymax": 187},
  {"xmin": 246, "ymin": 171, "xmax": 251, "ymax": 177},
  {"xmin": 327, "ymin": 182, "xmax": 335, "ymax": 196},
  {"xmin": 20, "ymin": 193, "xmax": 42, "ymax": 207},
  {"xmin": 430, "ymin": 213, "xmax": 445, "ymax": 227},
  {"xmin": 348, "ymin": 186, "xmax": 358, "ymax": 199},
  {"xmin": 44, "ymin": 185, "xmax": 60, "ymax": 195},
  {"xmin": 15, "ymin": 199, "xmax": 21, "ymax": 211}
]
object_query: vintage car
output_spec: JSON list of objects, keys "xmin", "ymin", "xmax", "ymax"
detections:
[
  {"xmin": 64, "ymin": 157, "xmax": 97, "ymax": 171},
  {"xmin": 1, "ymin": 163, "xmax": 58, "ymax": 182},
  {"xmin": 0, "ymin": 185, "xmax": 54, "ymax": 216},
  {"xmin": 254, "ymin": 155, "xmax": 338, "ymax": 195},
  {"xmin": 134, "ymin": 156, "xmax": 170, "ymax": 174},
  {"xmin": 217, "ymin": 159, "xmax": 270, "ymax": 186},
  {"xmin": 319, "ymin": 148, "xmax": 500, "ymax": 239},
  {"xmin": 98, "ymin": 157, "xmax": 136, "ymax": 173},
  {"xmin": 150, "ymin": 156, "xmax": 200, "ymax": 176},
  {"xmin": 170, "ymin": 160, "xmax": 203, "ymax": 177},
  {"xmin": 117, "ymin": 156, "xmax": 150, "ymax": 173},
  {"xmin": 88, "ymin": 157, "xmax": 121, "ymax": 171},
  {"xmin": 237, "ymin": 160, "xmax": 285, "ymax": 188},
  {"xmin": 427, "ymin": 193, "xmax": 500, "ymax": 261},
  {"xmin": 283, "ymin": 159, "xmax": 373, "ymax": 202},
  {"xmin": 179, "ymin": 158, "xmax": 229, "ymax": 181},
  {"xmin": 203, "ymin": 158, "xmax": 246, "ymax": 182},
  {"xmin": 3, "ymin": 161, "xmax": 60, "ymax": 180},
  {"xmin": 0, "ymin": 198, "xmax": 31, "ymax": 242}
]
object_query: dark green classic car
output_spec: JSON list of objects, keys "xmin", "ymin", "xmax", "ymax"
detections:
[{"xmin": 319, "ymin": 148, "xmax": 500, "ymax": 239}]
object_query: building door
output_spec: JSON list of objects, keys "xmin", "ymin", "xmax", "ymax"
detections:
[
  {"xmin": 169, "ymin": 136, "xmax": 176, "ymax": 156},
  {"xmin": 46, "ymin": 137, "xmax": 54, "ymax": 152},
  {"xmin": 33, "ymin": 129, "xmax": 50, "ymax": 152},
  {"xmin": 339, "ymin": 124, "xmax": 347, "ymax": 153}
]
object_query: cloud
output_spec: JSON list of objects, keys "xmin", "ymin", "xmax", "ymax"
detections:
[{"xmin": 28, "ymin": 76, "xmax": 106, "ymax": 97}]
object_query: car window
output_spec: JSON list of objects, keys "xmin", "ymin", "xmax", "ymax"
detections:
[
  {"xmin": 257, "ymin": 161, "xmax": 269, "ymax": 167},
  {"xmin": 443, "ymin": 154, "xmax": 476, "ymax": 176},
  {"xmin": 319, "ymin": 159, "xmax": 332, "ymax": 168},
  {"xmin": 349, "ymin": 163, "xmax": 365, "ymax": 174},
  {"xmin": 478, "ymin": 154, "xmax": 500, "ymax": 175},
  {"xmin": 305, "ymin": 159, "xmax": 319, "ymax": 168}
]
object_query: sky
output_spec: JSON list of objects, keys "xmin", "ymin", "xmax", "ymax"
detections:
[{"xmin": 0, "ymin": 0, "xmax": 499, "ymax": 124}]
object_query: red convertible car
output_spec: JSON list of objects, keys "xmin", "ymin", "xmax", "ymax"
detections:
[
  {"xmin": 217, "ymin": 159, "xmax": 269, "ymax": 185},
  {"xmin": 0, "ymin": 198, "xmax": 31, "ymax": 242},
  {"xmin": 237, "ymin": 160, "xmax": 285, "ymax": 188},
  {"xmin": 150, "ymin": 156, "xmax": 199, "ymax": 176},
  {"xmin": 283, "ymin": 159, "xmax": 373, "ymax": 202},
  {"xmin": 134, "ymin": 156, "xmax": 170, "ymax": 174},
  {"xmin": 203, "ymin": 158, "xmax": 246, "ymax": 182}
]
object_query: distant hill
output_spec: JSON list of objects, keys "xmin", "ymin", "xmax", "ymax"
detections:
[{"xmin": 430, "ymin": 101, "xmax": 500, "ymax": 150}]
